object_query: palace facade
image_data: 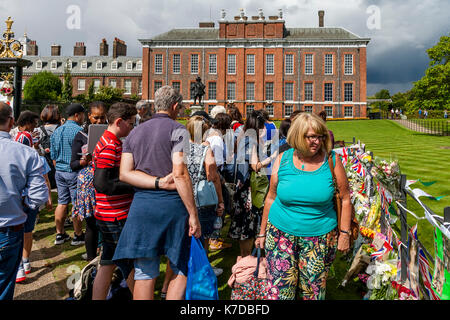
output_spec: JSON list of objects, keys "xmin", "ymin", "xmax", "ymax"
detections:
[{"xmin": 139, "ymin": 9, "xmax": 370, "ymax": 119}]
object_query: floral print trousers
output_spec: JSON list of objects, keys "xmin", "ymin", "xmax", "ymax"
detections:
[{"xmin": 264, "ymin": 222, "xmax": 338, "ymax": 300}]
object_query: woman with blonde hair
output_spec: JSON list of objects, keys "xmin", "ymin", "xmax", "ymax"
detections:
[{"xmin": 255, "ymin": 112, "xmax": 352, "ymax": 300}]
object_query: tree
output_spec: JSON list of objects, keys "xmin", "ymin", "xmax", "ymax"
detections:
[
  {"xmin": 23, "ymin": 71, "xmax": 62, "ymax": 103},
  {"xmin": 93, "ymin": 86, "xmax": 125, "ymax": 104},
  {"xmin": 406, "ymin": 35, "xmax": 450, "ymax": 112},
  {"xmin": 87, "ymin": 81, "xmax": 95, "ymax": 102},
  {"xmin": 61, "ymin": 65, "xmax": 73, "ymax": 102}
]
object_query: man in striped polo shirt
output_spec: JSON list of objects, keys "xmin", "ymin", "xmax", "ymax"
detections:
[{"xmin": 92, "ymin": 102, "xmax": 137, "ymax": 300}]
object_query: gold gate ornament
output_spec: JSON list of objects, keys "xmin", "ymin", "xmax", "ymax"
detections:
[{"xmin": 0, "ymin": 17, "xmax": 23, "ymax": 58}]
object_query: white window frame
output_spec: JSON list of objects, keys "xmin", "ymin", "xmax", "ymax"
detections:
[
  {"xmin": 124, "ymin": 79, "xmax": 132, "ymax": 94},
  {"xmin": 265, "ymin": 105, "xmax": 274, "ymax": 117},
  {"xmin": 265, "ymin": 82, "xmax": 274, "ymax": 101},
  {"xmin": 35, "ymin": 60, "xmax": 42, "ymax": 70},
  {"xmin": 227, "ymin": 54, "xmax": 236, "ymax": 75},
  {"xmin": 172, "ymin": 81, "xmax": 180, "ymax": 92},
  {"xmin": 304, "ymin": 106, "xmax": 313, "ymax": 113},
  {"xmin": 285, "ymin": 54, "xmax": 294, "ymax": 75},
  {"xmin": 304, "ymin": 82, "xmax": 313, "ymax": 101},
  {"xmin": 227, "ymin": 82, "xmax": 236, "ymax": 100},
  {"xmin": 80, "ymin": 60, "xmax": 87, "ymax": 70},
  {"xmin": 344, "ymin": 106, "xmax": 353, "ymax": 118},
  {"xmin": 324, "ymin": 83, "xmax": 333, "ymax": 101},
  {"xmin": 93, "ymin": 79, "xmax": 101, "ymax": 93},
  {"xmin": 324, "ymin": 54, "xmax": 333, "ymax": 75},
  {"xmin": 208, "ymin": 54, "xmax": 217, "ymax": 74},
  {"xmin": 155, "ymin": 54, "xmax": 163, "ymax": 74},
  {"xmin": 172, "ymin": 54, "xmax": 180, "ymax": 74},
  {"xmin": 246, "ymin": 105, "xmax": 254, "ymax": 116},
  {"xmin": 190, "ymin": 54, "xmax": 199, "ymax": 74},
  {"xmin": 344, "ymin": 54, "xmax": 353, "ymax": 75},
  {"xmin": 284, "ymin": 105, "xmax": 294, "ymax": 117},
  {"xmin": 111, "ymin": 60, "xmax": 118, "ymax": 70},
  {"xmin": 246, "ymin": 54, "xmax": 255, "ymax": 75},
  {"xmin": 344, "ymin": 83, "xmax": 353, "ymax": 102},
  {"xmin": 96, "ymin": 60, "xmax": 103, "ymax": 71},
  {"xmin": 154, "ymin": 81, "xmax": 163, "ymax": 93},
  {"xmin": 284, "ymin": 82, "xmax": 294, "ymax": 101},
  {"xmin": 126, "ymin": 61, "xmax": 133, "ymax": 71},
  {"xmin": 325, "ymin": 106, "xmax": 333, "ymax": 118},
  {"xmin": 136, "ymin": 60, "xmax": 142, "ymax": 71},
  {"xmin": 66, "ymin": 59, "xmax": 72, "ymax": 70},
  {"xmin": 246, "ymin": 82, "xmax": 255, "ymax": 101},
  {"xmin": 305, "ymin": 54, "xmax": 313, "ymax": 75},
  {"xmin": 77, "ymin": 79, "xmax": 85, "ymax": 91},
  {"xmin": 50, "ymin": 60, "xmax": 57, "ymax": 70},
  {"xmin": 208, "ymin": 82, "xmax": 216, "ymax": 100},
  {"xmin": 265, "ymin": 54, "xmax": 274, "ymax": 75},
  {"xmin": 109, "ymin": 79, "xmax": 117, "ymax": 88},
  {"xmin": 138, "ymin": 80, "xmax": 142, "ymax": 95}
]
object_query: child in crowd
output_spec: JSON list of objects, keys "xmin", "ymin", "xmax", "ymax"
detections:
[
  {"xmin": 92, "ymin": 102, "xmax": 137, "ymax": 299},
  {"xmin": 13, "ymin": 111, "xmax": 52, "ymax": 282}
]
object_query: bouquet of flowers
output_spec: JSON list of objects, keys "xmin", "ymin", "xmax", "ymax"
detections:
[
  {"xmin": 365, "ymin": 259, "xmax": 399, "ymax": 300},
  {"xmin": 370, "ymin": 158, "xmax": 401, "ymax": 199}
]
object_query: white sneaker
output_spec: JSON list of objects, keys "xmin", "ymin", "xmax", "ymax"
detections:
[
  {"xmin": 16, "ymin": 267, "xmax": 26, "ymax": 283},
  {"xmin": 23, "ymin": 260, "xmax": 31, "ymax": 274},
  {"xmin": 212, "ymin": 266, "xmax": 223, "ymax": 277}
]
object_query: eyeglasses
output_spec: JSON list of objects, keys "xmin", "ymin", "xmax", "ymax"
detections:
[{"xmin": 305, "ymin": 135, "xmax": 325, "ymax": 142}]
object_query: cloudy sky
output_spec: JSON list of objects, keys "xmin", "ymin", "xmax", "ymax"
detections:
[{"xmin": 1, "ymin": 0, "xmax": 449, "ymax": 96}]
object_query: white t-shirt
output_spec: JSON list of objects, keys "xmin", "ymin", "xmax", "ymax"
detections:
[{"xmin": 206, "ymin": 135, "xmax": 224, "ymax": 169}]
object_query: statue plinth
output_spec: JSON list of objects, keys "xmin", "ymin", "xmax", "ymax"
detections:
[{"xmin": 190, "ymin": 104, "xmax": 204, "ymax": 114}]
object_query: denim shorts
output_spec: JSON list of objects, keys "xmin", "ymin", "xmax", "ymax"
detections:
[
  {"xmin": 55, "ymin": 171, "xmax": 78, "ymax": 205},
  {"xmin": 23, "ymin": 206, "xmax": 39, "ymax": 233},
  {"xmin": 96, "ymin": 219, "xmax": 126, "ymax": 266},
  {"xmin": 134, "ymin": 257, "xmax": 185, "ymax": 281}
]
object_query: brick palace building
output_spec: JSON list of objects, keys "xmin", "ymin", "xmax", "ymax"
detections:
[
  {"xmin": 139, "ymin": 9, "xmax": 370, "ymax": 119},
  {"xmin": 20, "ymin": 36, "xmax": 143, "ymax": 98}
]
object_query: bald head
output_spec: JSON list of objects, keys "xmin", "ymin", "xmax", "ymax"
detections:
[{"xmin": 0, "ymin": 102, "xmax": 14, "ymax": 131}]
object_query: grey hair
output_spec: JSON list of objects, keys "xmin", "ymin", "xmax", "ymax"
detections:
[
  {"xmin": 136, "ymin": 100, "xmax": 150, "ymax": 110},
  {"xmin": 154, "ymin": 86, "xmax": 183, "ymax": 112}
]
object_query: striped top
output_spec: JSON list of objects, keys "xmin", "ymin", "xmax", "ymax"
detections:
[
  {"xmin": 50, "ymin": 120, "xmax": 82, "ymax": 172},
  {"xmin": 93, "ymin": 130, "xmax": 133, "ymax": 221}
]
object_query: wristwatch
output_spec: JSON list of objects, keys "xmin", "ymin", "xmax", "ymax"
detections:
[{"xmin": 155, "ymin": 177, "xmax": 160, "ymax": 190}]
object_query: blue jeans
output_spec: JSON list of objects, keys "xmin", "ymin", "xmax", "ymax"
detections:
[{"xmin": 0, "ymin": 228, "xmax": 24, "ymax": 300}]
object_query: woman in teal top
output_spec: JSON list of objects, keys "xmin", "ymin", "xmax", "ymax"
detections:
[{"xmin": 255, "ymin": 113, "xmax": 352, "ymax": 300}]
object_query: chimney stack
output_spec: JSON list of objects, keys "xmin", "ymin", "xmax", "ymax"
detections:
[
  {"xmin": 318, "ymin": 10, "xmax": 325, "ymax": 27},
  {"xmin": 73, "ymin": 42, "xmax": 86, "ymax": 56},
  {"xmin": 99, "ymin": 38, "xmax": 109, "ymax": 56},
  {"xmin": 27, "ymin": 40, "xmax": 38, "ymax": 56},
  {"xmin": 51, "ymin": 44, "xmax": 61, "ymax": 56},
  {"xmin": 113, "ymin": 37, "xmax": 127, "ymax": 58}
]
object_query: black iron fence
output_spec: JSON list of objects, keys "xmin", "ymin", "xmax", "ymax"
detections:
[{"xmin": 396, "ymin": 119, "xmax": 450, "ymax": 136}]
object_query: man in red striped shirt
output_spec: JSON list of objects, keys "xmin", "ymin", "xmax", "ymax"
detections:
[{"xmin": 92, "ymin": 102, "xmax": 137, "ymax": 300}]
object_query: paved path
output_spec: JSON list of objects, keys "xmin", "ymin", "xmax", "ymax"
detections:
[{"xmin": 14, "ymin": 238, "xmax": 64, "ymax": 300}]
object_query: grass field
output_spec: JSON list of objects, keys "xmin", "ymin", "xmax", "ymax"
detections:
[{"xmin": 33, "ymin": 119, "xmax": 449, "ymax": 300}]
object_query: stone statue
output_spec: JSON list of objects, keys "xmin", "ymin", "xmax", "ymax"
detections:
[{"xmin": 191, "ymin": 76, "xmax": 205, "ymax": 105}]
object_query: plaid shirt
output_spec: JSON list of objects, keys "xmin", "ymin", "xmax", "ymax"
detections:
[{"xmin": 50, "ymin": 120, "xmax": 82, "ymax": 172}]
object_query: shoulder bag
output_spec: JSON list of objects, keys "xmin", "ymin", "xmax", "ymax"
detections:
[{"xmin": 195, "ymin": 146, "xmax": 219, "ymax": 208}]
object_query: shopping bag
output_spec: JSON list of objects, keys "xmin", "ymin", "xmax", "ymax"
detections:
[
  {"xmin": 230, "ymin": 248, "xmax": 271, "ymax": 300},
  {"xmin": 185, "ymin": 236, "xmax": 219, "ymax": 300}
]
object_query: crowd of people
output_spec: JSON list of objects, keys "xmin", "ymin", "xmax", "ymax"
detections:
[{"xmin": 0, "ymin": 84, "xmax": 352, "ymax": 301}]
